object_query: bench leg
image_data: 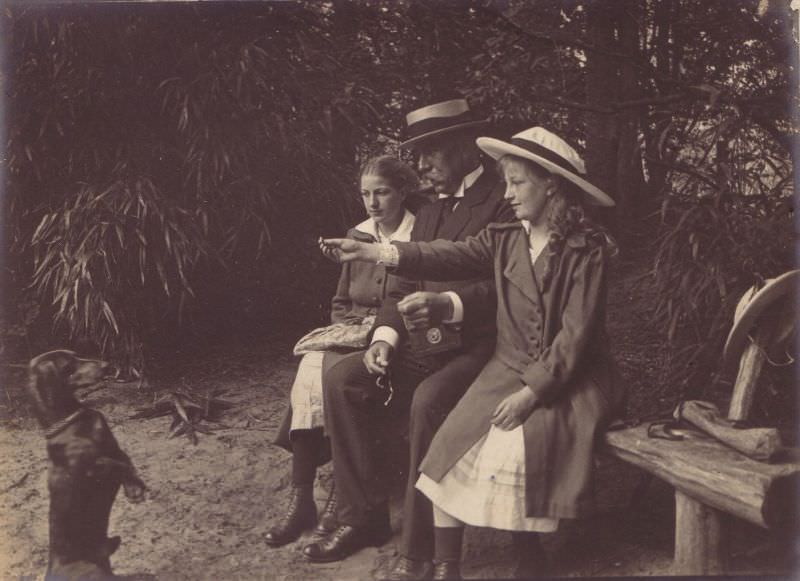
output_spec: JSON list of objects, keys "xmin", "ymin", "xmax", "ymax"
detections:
[{"xmin": 673, "ymin": 490, "xmax": 729, "ymax": 575}]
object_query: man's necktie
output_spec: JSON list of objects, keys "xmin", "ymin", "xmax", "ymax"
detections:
[{"xmin": 436, "ymin": 196, "xmax": 456, "ymax": 233}]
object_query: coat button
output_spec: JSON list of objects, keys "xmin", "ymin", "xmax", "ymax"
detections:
[{"xmin": 376, "ymin": 277, "xmax": 383, "ymax": 284}]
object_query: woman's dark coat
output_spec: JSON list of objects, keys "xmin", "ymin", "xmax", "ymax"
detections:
[
  {"xmin": 394, "ymin": 222, "xmax": 626, "ymax": 518},
  {"xmin": 273, "ymin": 226, "xmax": 407, "ymax": 456}
]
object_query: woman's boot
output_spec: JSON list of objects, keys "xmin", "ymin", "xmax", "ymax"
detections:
[
  {"xmin": 265, "ymin": 484, "xmax": 317, "ymax": 547},
  {"xmin": 431, "ymin": 526, "xmax": 463, "ymax": 580}
]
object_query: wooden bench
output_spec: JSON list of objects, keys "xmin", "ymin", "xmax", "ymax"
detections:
[{"xmin": 605, "ymin": 310, "xmax": 800, "ymax": 574}]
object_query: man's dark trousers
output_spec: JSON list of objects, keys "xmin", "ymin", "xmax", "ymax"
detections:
[{"xmin": 323, "ymin": 343, "xmax": 493, "ymax": 557}]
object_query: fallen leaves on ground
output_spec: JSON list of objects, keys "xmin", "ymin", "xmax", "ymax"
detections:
[{"xmin": 130, "ymin": 388, "xmax": 234, "ymax": 445}]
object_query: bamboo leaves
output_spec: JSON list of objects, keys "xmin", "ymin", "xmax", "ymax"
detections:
[{"xmin": 28, "ymin": 178, "xmax": 211, "ymax": 374}]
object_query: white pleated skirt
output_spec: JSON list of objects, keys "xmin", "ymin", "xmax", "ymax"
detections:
[
  {"xmin": 416, "ymin": 424, "xmax": 559, "ymax": 532},
  {"xmin": 289, "ymin": 351, "xmax": 326, "ymax": 432}
]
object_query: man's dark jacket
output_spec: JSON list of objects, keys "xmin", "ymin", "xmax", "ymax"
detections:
[{"xmin": 372, "ymin": 165, "xmax": 513, "ymax": 354}]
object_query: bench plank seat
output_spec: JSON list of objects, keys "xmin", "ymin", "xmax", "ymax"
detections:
[{"xmin": 605, "ymin": 425, "xmax": 800, "ymax": 530}]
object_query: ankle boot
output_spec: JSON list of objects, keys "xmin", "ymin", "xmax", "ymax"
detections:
[
  {"xmin": 265, "ymin": 485, "xmax": 316, "ymax": 547},
  {"xmin": 313, "ymin": 485, "xmax": 338, "ymax": 536}
]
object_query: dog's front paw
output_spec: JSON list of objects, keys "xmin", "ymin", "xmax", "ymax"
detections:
[{"xmin": 123, "ymin": 480, "xmax": 146, "ymax": 503}]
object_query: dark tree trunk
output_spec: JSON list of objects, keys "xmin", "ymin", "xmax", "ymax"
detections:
[
  {"xmin": 584, "ymin": 0, "xmax": 647, "ymax": 244},
  {"xmin": 329, "ymin": 0, "xmax": 358, "ymax": 178},
  {"xmin": 615, "ymin": 1, "xmax": 646, "ymax": 234},
  {"xmin": 642, "ymin": 0, "xmax": 674, "ymax": 203},
  {"xmin": 583, "ymin": 1, "xmax": 618, "ymax": 205}
]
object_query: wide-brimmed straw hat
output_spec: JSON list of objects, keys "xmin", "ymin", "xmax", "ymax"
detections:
[
  {"xmin": 722, "ymin": 269, "xmax": 799, "ymax": 373},
  {"xmin": 400, "ymin": 98, "xmax": 488, "ymax": 149},
  {"xmin": 476, "ymin": 127, "xmax": 615, "ymax": 207}
]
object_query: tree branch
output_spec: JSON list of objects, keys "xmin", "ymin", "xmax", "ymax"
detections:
[
  {"xmin": 644, "ymin": 155, "xmax": 719, "ymax": 189},
  {"xmin": 529, "ymin": 91, "xmax": 693, "ymax": 114}
]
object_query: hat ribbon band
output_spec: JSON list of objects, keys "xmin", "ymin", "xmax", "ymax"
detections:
[
  {"xmin": 510, "ymin": 138, "xmax": 582, "ymax": 175},
  {"xmin": 405, "ymin": 110, "xmax": 480, "ymax": 141}
]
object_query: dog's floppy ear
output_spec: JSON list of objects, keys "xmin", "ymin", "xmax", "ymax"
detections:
[
  {"xmin": 29, "ymin": 350, "xmax": 78, "ymax": 379},
  {"xmin": 27, "ymin": 350, "xmax": 79, "ymax": 402}
]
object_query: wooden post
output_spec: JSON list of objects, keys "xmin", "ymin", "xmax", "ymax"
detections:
[
  {"xmin": 728, "ymin": 318, "xmax": 777, "ymax": 421},
  {"xmin": 673, "ymin": 490, "xmax": 728, "ymax": 575}
]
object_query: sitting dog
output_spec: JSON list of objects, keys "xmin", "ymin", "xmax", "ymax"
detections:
[{"xmin": 25, "ymin": 350, "xmax": 146, "ymax": 581}]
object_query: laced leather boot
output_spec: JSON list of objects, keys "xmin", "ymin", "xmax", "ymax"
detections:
[
  {"xmin": 313, "ymin": 486, "xmax": 338, "ymax": 536},
  {"xmin": 265, "ymin": 485, "xmax": 316, "ymax": 547}
]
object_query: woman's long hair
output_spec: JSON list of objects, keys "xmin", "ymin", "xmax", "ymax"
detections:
[{"xmin": 500, "ymin": 155, "xmax": 617, "ymax": 285}]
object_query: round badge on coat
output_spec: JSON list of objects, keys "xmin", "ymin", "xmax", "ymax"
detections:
[{"xmin": 426, "ymin": 327, "xmax": 442, "ymax": 345}]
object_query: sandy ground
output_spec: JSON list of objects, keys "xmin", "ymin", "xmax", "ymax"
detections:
[
  {"xmin": 2, "ymin": 251, "xmax": 797, "ymax": 581},
  {"xmin": 0, "ymin": 340, "xmax": 664, "ymax": 581}
]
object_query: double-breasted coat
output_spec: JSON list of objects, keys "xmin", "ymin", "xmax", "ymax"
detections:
[{"xmin": 392, "ymin": 222, "xmax": 626, "ymax": 518}]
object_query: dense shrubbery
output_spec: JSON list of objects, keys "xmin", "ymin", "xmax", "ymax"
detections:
[
  {"xmin": 3, "ymin": 4, "xmax": 366, "ymax": 372},
  {"xmin": 2, "ymin": 1, "xmax": 795, "ymax": 389},
  {"xmin": 652, "ymin": 193, "xmax": 793, "ymax": 397},
  {"xmin": 652, "ymin": 104, "xmax": 795, "ymax": 394}
]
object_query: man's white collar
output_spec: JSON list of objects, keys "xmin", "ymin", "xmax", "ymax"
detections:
[{"xmin": 438, "ymin": 165, "xmax": 483, "ymax": 200}]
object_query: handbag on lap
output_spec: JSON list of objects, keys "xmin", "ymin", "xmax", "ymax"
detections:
[{"xmin": 293, "ymin": 316, "xmax": 375, "ymax": 356}]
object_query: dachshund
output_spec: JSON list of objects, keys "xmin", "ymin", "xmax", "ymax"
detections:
[{"xmin": 25, "ymin": 350, "xmax": 146, "ymax": 581}]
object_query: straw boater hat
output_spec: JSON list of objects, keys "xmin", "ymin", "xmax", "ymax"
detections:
[
  {"xmin": 722, "ymin": 269, "xmax": 799, "ymax": 373},
  {"xmin": 476, "ymin": 127, "xmax": 615, "ymax": 207},
  {"xmin": 400, "ymin": 98, "xmax": 488, "ymax": 149}
]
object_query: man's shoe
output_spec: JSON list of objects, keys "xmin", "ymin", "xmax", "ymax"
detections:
[
  {"xmin": 313, "ymin": 487, "xmax": 338, "ymax": 536},
  {"xmin": 384, "ymin": 555, "xmax": 433, "ymax": 580},
  {"xmin": 303, "ymin": 523, "xmax": 392, "ymax": 563},
  {"xmin": 432, "ymin": 560, "xmax": 461, "ymax": 580},
  {"xmin": 265, "ymin": 485, "xmax": 317, "ymax": 547}
]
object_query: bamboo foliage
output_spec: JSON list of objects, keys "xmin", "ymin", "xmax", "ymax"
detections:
[
  {"xmin": 4, "ymin": 4, "xmax": 369, "ymax": 372},
  {"xmin": 650, "ymin": 119, "xmax": 792, "ymax": 396},
  {"xmin": 3, "ymin": 1, "xmax": 795, "ymax": 389},
  {"xmin": 29, "ymin": 178, "xmax": 211, "ymax": 374}
]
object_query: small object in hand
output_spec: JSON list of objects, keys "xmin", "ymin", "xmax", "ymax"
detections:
[
  {"xmin": 318, "ymin": 237, "xmax": 341, "ymax": 263},
  {"xmin": 375, "ymin": 372, "xmax": 394, "ymax": 407},
  {"xmin": 25, "ymin": 350, "xmax": 146, "ymax": 580}
]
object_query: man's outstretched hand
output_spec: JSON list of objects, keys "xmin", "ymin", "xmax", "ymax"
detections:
[{"xmin": 318, "ymin": 238, "xmax": 380, "ymax": 264}]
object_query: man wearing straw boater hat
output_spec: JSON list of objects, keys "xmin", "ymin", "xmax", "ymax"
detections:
[{"xmin": 303, "ymin": 96, "xmax": 512, "ymax": 572}]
